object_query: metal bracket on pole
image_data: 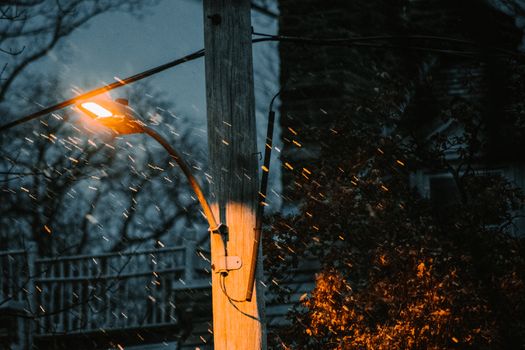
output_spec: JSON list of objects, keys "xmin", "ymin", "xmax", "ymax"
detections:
[
  {"xmin": 212, "ymin": 256, "xmax": 242, "ymax": 274},
  {"xmin": 209, "ymin": 223, "xmax": 228, "ymax": 236}
]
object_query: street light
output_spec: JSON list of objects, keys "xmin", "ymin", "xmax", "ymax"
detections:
[{"xmin": 75, "ymin": 97, "xmax": 223, "ymax": 235}]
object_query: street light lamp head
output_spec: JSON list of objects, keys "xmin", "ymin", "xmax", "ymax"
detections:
[
  {"xmin": 79, "ymin": 102, "xmax": 113, "ymax": 118},
  {"xmin": 75, "ymin": 98, "xmax": 145, "ymax": 135}
]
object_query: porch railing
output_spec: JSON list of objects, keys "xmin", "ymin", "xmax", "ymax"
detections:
[{"xmin": 0, "ymin": 241, "xmax": 210, "ymax": 336}]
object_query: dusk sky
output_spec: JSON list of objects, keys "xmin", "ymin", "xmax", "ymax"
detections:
[{"xmin": 30, "ymin": 0, "xmax": 282, "ymax": 210}]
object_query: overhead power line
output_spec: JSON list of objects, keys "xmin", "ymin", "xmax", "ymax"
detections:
[
  {"xmin": 0, "ymin": 49, "xmax": 204, "ymax": 132},
  {"xmin": 1, "ymin": 33, "xmax": 523, "ymax": 133}
]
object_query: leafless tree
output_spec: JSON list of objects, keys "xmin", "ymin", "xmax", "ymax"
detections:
[
  {"xmin": 1, "ymin": 78, "xmax": 206, "ymax": 256},
  {"xmin": 0, "ymin": 0, "xmax": 157, "ymax": 102},
  {"xmin": 0, "ymin": 0, "xmax": 216, "ymax": 258}
]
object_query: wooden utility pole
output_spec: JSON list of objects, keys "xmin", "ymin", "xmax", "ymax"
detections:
[{"xmin": 203, "ymin": 1, "xmax": 266, "ymax": 349}]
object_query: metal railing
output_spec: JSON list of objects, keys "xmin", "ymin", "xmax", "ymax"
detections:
[
  {"xmin": 0, "ymin": 248, "xmax": 33, "ymax": 308},
  {"xmin": 0, "ymin": 242, "xmax": 211, "ymax": 337}
]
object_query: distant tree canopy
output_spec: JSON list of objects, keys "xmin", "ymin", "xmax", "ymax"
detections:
[
  {"xmin": 266, "ymin": 0, "xmax": 525, "ymax": 349},
  {"xmin": 0, "ymin": 0, "xmax": 210, "ymax": 256},
  {"xmin": 0, "ymin": 79, "xmax": 206, "ymax": 256},
  {"xmin": 0, "ymin": 0, "xmax": 156, "ymax": 102}
]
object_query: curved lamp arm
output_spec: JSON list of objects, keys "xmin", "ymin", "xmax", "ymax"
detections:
[
  {"xmin": 142, "ymin": 126, "xmax": 220, "ymax": 232},
  {"xmin": 75, "ymin": 98, "xmax": 222, "ymax": 235}
]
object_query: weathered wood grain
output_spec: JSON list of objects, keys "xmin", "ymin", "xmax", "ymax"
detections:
[{"xmin": 203, "ymin": 0, "xmax": 266, "ymax": 349}]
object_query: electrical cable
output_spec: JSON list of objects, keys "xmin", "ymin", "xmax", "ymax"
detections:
[
  {"xmin": 245, "ymin": 88, "xmax": 281, "ymax": 301},
  {"xmin": 219, "ymin": 272, "xmax": 245, "ymax": 304},
  {"xmin": 0, "ymin": 49, "xmax": 204, "ymax": 132},
  {"xmin": 2, "ymin": 31, "xmax": 523, "ymax": 133},
  {"xmin": 251, "ymin": 36, "xmax": 515, "ymax": 58},
  {"xmin": 219, "ymin": 272, "xmax": 261, "ymax": 322},
  {"xmin": 251, "ymin": 31, "xmax": 522, "ymax": 58}
]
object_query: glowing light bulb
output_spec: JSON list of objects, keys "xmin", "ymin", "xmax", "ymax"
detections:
[{"xmin": 80, "ymin": 102, "xmax": 113, "ymax": 118}]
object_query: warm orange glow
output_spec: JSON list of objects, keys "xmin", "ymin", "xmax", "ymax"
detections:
[
  {"xmin": 80, "ymin": 102, "xmax": 113, "ymax": 118},
  {"xmin": 75, "ymin": 98, "xmax": 145, "ymax": 135}
]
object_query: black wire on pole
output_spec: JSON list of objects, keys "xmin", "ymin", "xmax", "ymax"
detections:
[
  {"xmin": 251, "ymin": 32, "xmax": 524, "ymax": 58},
  {"xmin": 245, "ymin": 88, "xmax": 281, "ymax": 302},
  {"xmin": 2, "ymin": 32, "xmax": 524, "ymax": 133}
]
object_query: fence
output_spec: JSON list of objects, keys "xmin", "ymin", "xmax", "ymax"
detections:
[
  {"xmin": 0, "ymin": 242, "xmax": 210, "ymax": 337},
  {"xmin": 0, "ymin": 247, "xmax": 34, "ymax": 309},
  {"xmin": 1, "ymin": 243, "xmax": 319, "ymax": 349}
]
